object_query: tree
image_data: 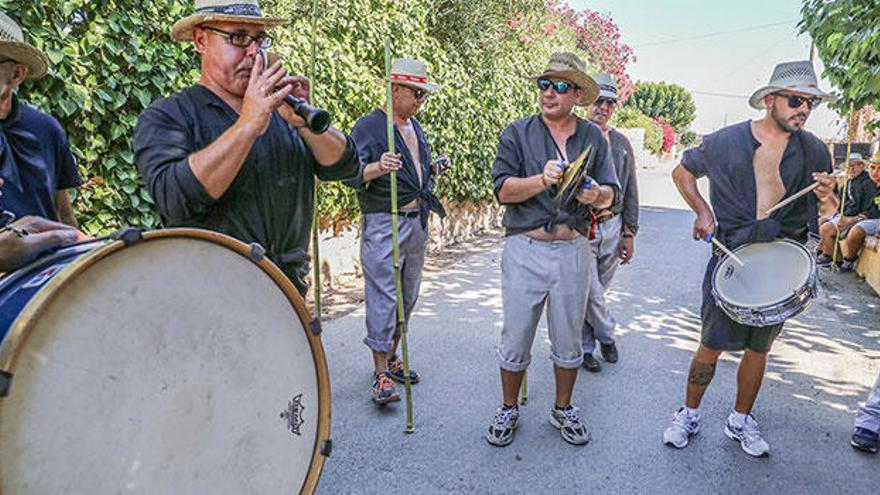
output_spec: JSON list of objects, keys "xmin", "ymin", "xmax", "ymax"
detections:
[
  {"xmin": 800, "ymin": 0, "xmax": 880, "ymax": 129},
  {"xmin": 624, "ymin": 81, "xmax": 696, "ymax": 133}
]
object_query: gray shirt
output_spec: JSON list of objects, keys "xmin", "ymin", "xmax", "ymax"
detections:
[
  {"xmin": 492, "ymin": 115, "xmax": 619, "ymax": 237},
  {"xmin": 607, "ymin": 128, "xmax": 639, "ymax": 234}
]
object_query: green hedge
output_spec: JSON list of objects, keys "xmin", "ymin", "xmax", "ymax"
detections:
[
  {"xmin": 611, "ymin": 106, "xmax": 663, "ymax": 155},
  {"xmin": 6, "ymin": 0, "xmax": 623, "ymax": 235}
]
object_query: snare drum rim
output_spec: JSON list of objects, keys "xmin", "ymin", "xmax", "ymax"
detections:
[
  {"xmin": 711, "ymin": 238, "xmax": 817, "ymax": 326},
  {"xmin": 0, "ymin": 228, "xmax": 331, "ymax": 495}
]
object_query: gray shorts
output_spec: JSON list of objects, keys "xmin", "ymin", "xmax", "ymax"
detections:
[
  {"xmin": 498, "ymin": 234, "xmax": 591, "ymax": 371},
  {"xmin": 855, "ymin": 218, "xmax": 880, "ymax": 237}
]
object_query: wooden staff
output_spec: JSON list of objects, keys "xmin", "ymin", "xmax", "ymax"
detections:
[
  {"xmin": 832, "ymin": 102, "xmax": 856, "ymax": 267},
  {"xmin": 385, "ymin": 40, "xmax": 415, "ymax": 433},
  {"xmin": 309, "ymin": 0, "xmax": 323, "ymax": 333},
  {"xmin": 519, "ymin": 370, "xmax": 528, "ymax": 405}
]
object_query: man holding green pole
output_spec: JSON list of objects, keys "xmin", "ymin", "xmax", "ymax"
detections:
[{"xmin": 346, "ymin": 57, "xmax": 446, "ymax": 406}]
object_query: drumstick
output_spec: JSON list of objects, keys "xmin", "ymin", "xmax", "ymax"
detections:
[
  {"xmin": 764, "ymin": 171, "xmax": 844, "ymax": 215},
  {"xmin": 705, "ymin": 234, "xmax": 745, "ymax": 267}
]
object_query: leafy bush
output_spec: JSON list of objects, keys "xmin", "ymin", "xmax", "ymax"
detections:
[
  {"xmin": 611, "ymin": 106, "xmax": 663, "ymax": 155},
  {"xmin": 625, "ymin": 81, "xmax": 695, "ymax": 133},
  {"xmin": 6, "ymin": 0, "xmax": 633, "ymax": 235},
  {"xmin": 679, "ymin": 130, "xmax": 700, "ymax": 148}
]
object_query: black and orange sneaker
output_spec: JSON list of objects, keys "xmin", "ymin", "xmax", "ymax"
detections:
[
  {"xmin": 372, "ymin": 371, "xmax": 401, "ymax": 405},
  {"xmin": 387, "ymin": 354, "xmax": 421, "ymax": 384}
]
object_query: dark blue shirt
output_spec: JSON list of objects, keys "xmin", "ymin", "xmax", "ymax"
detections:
[
  {"xmin": 346, "ymin": 109, "xmax": 444, "ymax": 226},
  {"xmin": 492, "ymin": 115, "xmax": 619, "ymax": 237},
  {"xmin": 134, "ymin": 85, "xmax": 359, "ymax": 294},
  {"xmin": 0, "ymin": 96, "xmax": 80, "ymax": 221},
  {"xmin": 681, "ymin": 120, "xmax": 832, "ymax": 248}
]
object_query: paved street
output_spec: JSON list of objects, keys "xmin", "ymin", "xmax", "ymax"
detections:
[{"xmin": 316, "ymin": 166, "xmax": 880, "ymax": 494}]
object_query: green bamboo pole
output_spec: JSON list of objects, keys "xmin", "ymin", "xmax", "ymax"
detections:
[
  {"xmin": 309, "ymin": 0, "xmax": 322, "ymax": 329},
  {"xmin": 385, "ymin": 39, "xmax": 415, "ymax": 433},
  {"xmin": 832, "ymin": 102, "xmax": 855, "ymax": 268}
]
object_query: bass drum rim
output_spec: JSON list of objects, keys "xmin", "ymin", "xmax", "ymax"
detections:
[{"xmin": 0, "ymin": 228, "xmax": 331, "ymax": 495}]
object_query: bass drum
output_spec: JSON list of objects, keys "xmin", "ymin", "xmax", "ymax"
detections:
[{"xmin": 0, "ymin": 229, "xmax": 330, "ymax": 494}]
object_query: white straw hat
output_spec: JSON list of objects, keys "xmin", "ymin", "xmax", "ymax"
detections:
[
  {"xmin": 748, "ymin": 60, "xmax": 837, "ymax": 110},
  {"xmin": 388, "ymin": 57, "xmax": 439, "ymax": 92},
  {"xmin": 0, "ymin": 12, "xmax": 49, "ymax": 80},
  {"xmin": 171, "ymin": 0, "xmax": 287, "ymax": 42}
]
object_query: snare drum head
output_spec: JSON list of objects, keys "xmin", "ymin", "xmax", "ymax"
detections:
[
  {"xmin": 0, "ymin": 231, "xmax": 328, "ymax": 493},
  {"xmin": 713, "ymin": 239, "xmax": 814, "ymax": 309}
]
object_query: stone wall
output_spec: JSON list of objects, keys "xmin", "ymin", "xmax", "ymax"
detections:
[{"xmin": 314, "ymin": 200, "xmax": 503, "ymax": 288}]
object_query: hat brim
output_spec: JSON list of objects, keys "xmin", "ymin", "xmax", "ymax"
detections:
[
  {"xmin": 171, "ymin": 14, "xmax": 287, "ymax": 42},
  {"xmin": 388, "ymin": 79, "xmax": 439, "ymax": 92},
  {"xmin": 528, "ymin": 69, "xmax": 599, "ymax": 106},
  {"xmin": 0, "ymin": 41, "xmax": 48, "ymax": 80},
  {"xmin": 749, "ymin": 85, "xmax": 837, "ymax": 110}
]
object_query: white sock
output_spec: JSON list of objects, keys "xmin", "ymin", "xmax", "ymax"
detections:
[
  {"xmin": 732, "ymin": 411, "xmax": 748, "ymax": 424},
  {"xmin": 685, "ymin": 407, "xmax": 700, "ymax": 418}
]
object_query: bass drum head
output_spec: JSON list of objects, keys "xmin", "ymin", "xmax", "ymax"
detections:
[
  {"xmin": 713, "ymin": 239, "xmax": 813, "ymax": 309},
  {"xmin": 0, "ymin": 230, "xmax": 329, "ymax": 494}
]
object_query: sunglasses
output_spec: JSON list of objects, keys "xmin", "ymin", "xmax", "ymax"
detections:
[
  {"xmin": 594, "ymin": 97, "xmax": 617, "ymax": 108},
  {"xmin": 202, "ymin": 26, "xmax": 273, "ymax": 49},
  {"xmin": 395, "ymin": 85, "xmax": 428, "ymax": 101},
  {"xmin": 775, "ymin": 93, "xmax": 821, "ymax": 110},
  {"xmin": 537, "ymin": 79, "xmax": 579, "ymax": 94}
]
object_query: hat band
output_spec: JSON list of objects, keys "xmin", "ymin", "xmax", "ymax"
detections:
[
  {"xmin": 391, "ymin": 73, "xmax": 428, "ymax": 84},
  {"xmin": 194, "ymin": 3, "xmax": 262, "ymax": 17},
  {"xmin": 598, "ymin": 84, "xmax": 617, "ymax": 94}
]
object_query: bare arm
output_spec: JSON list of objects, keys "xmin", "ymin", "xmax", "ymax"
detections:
[
  {"xmin": 54, "ymin": 189, "xmax": 79, "ymax": 228},
  {"xmin": 672, "ymin": 164, "xmax": 715, "ymax": 240},
  {"xmin": 497, "ymin": 174, "xmax": 548, "ymax": 204}
]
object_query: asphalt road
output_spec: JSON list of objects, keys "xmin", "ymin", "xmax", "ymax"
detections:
[{"xmin": 315, "ymin": 166, "xmax": 880, "ymax": 494}]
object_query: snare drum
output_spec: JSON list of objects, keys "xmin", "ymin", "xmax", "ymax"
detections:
[
  {"xmin": 0, "ymin": 229, "xmax": 330, "ymax": 494},
  {"xmin": 711, "ymin": 238, "xmax": 817, "ymax": 327}
]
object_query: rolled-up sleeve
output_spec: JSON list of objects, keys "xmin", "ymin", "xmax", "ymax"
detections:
[
  {"xmin": 344, "ymin": 117, "xmax": 380, "ymax": 188},
  {"xmin": 622, "ymin": 140, "xmax": 639, "ymax": 234},
  {"xmin": 491, "ymin": 125, "xmax": 521, "ymax": 204},
  {"xmin": 134, "ymin": 104, "xmax": 214, "ymax": 225},
  {"xmin": 314, "ymin": 133, "xmax": 360, "ymax": 182},
  {"xmin": 681, "ymin": 139, "xmax": 710, "ymax": 178}
]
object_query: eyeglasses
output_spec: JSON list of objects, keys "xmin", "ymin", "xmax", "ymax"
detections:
[
  {"xmin": 594, "ymin": 97, "xmax": 617, "ymax": 108},
  {"xmin": 537, "ymin": 79, "xmax": 579, "ymax": 94},
  {"xmin": 775, "ymin": 93, "xmax": 821, "ymax": 110},
  {"xmin": 202, "ymin": 26, "xmax": 273, "ymax": 49},
  {"xmin": 396, "ymin": 85, "xmax": 428, "ymax": 101}
]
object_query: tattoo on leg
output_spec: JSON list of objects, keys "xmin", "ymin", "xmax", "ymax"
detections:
[{"xmin": 688, "ymin": 361, "xmax": 717, "ymax": 386}]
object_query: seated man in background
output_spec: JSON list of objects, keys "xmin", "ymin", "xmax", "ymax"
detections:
[
  {"xmin": 838, "ymin": 154, "xmax": 880, "ymax": 271},
  {"xmin": 816, "ymin": 153, "xmax": 878, "ymax": 267}
]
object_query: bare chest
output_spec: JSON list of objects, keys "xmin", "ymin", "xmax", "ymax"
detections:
[
  {"xmin": 399, "ymin": 124, "xmax": 423, "ymax": 185},
  {"xmin": 753, "ymin": 140, "xmax": 787, "ymax": 219}
]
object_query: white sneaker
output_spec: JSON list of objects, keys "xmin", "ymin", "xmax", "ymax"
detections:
[
  {"xmin": 663, "ymin": 407, "xmax": 701, "ymax": 448},
  {"xmin": 724, "ymin": 412, "xmax": 770, "ymax": 457},
  {"xmin": 549, "ymin": 406, "xmax": 590, "ymax": 445}
]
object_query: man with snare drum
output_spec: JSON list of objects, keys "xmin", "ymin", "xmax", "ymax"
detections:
[
  {"xmin": 665, "ymin": 61, "xmax": 838, "ymax": 457},
  {"xmin": 135, "ymin": 0, "xmax": 358, "ymax": 295}
]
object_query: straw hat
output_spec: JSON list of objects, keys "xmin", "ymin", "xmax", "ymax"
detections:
[
  {"xmin": 748, "ymin": 60, "xmax": 837, "ymax": 110},
  {"xmin": 171, "ymin": 0, "xmax": 287, "ymax": 42},
  {"xmin": 528, "ymin": 52, "xmax": 598, "ymax": 106},
  {"xmin": 0, "ymin": 12, "xmax": 48, "ymax": 80},
  {"xmin": 388, "ymin": 57, "xmax": 439, "ymax": 92},
  {"xmin": 593, "ymin": 72, "xmax": 618, "ymax": 100}
]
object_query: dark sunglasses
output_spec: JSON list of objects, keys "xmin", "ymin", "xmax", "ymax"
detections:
[
  {"xmin": 537, "ymin": 79, "xmax": 579, "ymax": 94},
  {"xmin": 396, "ymin": 85, "xmax": 428, "ymax": 101},
  {"xmin": 594, "ymin": 97, "xmax": 617, "ymax": 108},
  {"xmin": 202, "ymin": 26, "xmax": 273, "ymax": 49},
  {"xmin": 775, "ymin": 93, "xmax": 821, "ymax": 110}
]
